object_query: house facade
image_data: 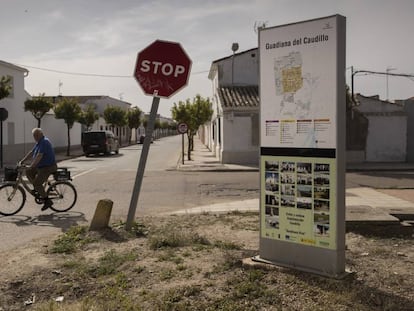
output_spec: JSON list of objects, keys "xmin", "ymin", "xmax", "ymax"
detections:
[
  {"xmin": 397, "ymin": 97, "xmax": 414, "ymax": 162},
  {"xmin": 207, "ymin": 48, "xmax": 260, "ymax": 165},
  {"xmin": 206, "ymin": 48, "xmax": 410, "ymax": 165},
  {"xmin": 47, "ymin": 96, "xmax": 133, "ymax": 146},
  {"xmin": 0, "ymin": 61, "xmax": 81, "ymax": 165},
  {"xmin": 0, "ymin": 59, "xmax": 139, "ymax": 166},
  {"xmin": 348, "ymin": 94, "xmax": 407, "ymax": 162}
]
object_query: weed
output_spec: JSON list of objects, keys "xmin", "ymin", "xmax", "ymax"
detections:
[
  {"xmin": 157, "ymin": 249, "xmax": 184, "ymax": 264},
  {"xmin": 148, "ymin": 226, "xmax": 210, "ymax": 250},
  {"xmin": 213, "ymin": 239, "xmax": 242, "ymax": 250},
  {"xmin": 113, "ymin": 220, "xmax": 149, "ymax": 237},
  {"xmin": 159, "ymin": 268, "xmax": 176, "ymax": 280},
  {"xmin": 50, "ymin": 226, "xmax": 94, "ymax": 254},
  {"xmin": 89, "ymin": 249, "xmax": 137, "ymax": 277}
]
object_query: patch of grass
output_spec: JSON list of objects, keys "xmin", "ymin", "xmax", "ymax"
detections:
[
  {"xmin": 157, "ymin": 249, "xmax": 184, "ymax": 264},
  {"xmin": 159, "ymin": 268, "xmax": 177, "ymax": 280},
  {"xmin": 154, "ymin": 285, "xmax": 202, "ymax": 310},
  {"xmin": 148, "ymin": 225, "xmax": 210, "ymax": 250},
  {"xmin": 113, "ymin": 220, "xmax": 149, "ymax": 237},
  {"xmin": 95, "ymin": 277, "xmax": 137, "ymax": 310},
  {"xmin": 213, "ymin": 239, "xmax": 242, "ymax": 250},
  {"xmin": 88, "ymin": 249, "xmax": 137, "ymax": 277},
  {"xmin": 50, "ymin": 226, "xmax": 95, "ymax": 254},
  {"xmin": 226, "ymin": 269, "xmax": 275, "ymax": 303}
]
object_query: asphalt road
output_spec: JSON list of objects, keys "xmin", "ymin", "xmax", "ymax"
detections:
[
  {"xmin": 2, "ymin": 134, "xmax": 413, "ymax": 252},
  {"xmin": 0, "ymin": 135, "xmax": 259, "ymax": 251}
]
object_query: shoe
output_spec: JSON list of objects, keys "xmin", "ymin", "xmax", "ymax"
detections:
[{"xmin": 42, "ymin": 198, "xmax": 53, "ymax": 211}]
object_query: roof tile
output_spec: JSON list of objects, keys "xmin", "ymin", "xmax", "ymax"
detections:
[{"xmin": 218, "ymin": 86, "xmax": 259, "ymax": 109}]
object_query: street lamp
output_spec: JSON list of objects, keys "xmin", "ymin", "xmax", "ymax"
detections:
[{"xmin": 231, "ymin": 43, "xmax": 239, "ymax": 86}]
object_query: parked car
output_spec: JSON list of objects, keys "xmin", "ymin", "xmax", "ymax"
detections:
[{"xmin": 82, "ymin": 130, "xmax": 119, "ymax": 156}]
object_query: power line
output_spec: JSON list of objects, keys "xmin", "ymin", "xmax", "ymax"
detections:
[{"xmin": 13, "ymin": 63, "xmax": 209, "ymax": 78}]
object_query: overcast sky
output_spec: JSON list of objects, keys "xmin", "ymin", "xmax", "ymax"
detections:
[{"xmin": 1, "ymin": 0, "xmax": 414, "ymax": 117}]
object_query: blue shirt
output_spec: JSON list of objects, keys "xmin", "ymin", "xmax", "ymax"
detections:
[{"xmin": 32, "ymin": 136, "xmax": 56, "ymax": 168}]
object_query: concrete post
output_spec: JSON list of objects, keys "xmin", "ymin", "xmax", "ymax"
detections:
[{"xmin": 90, "ymin": 199, "xmax": 113, "ymax": 231}]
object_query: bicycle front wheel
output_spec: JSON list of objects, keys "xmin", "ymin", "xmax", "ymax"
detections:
[
  {"xmin": 0, "ymin": 183, "xmax": 26, "ymax": 216},
  {"xmin": 47, "ymin": 181, "xmax": 77, "ymax": 212}
]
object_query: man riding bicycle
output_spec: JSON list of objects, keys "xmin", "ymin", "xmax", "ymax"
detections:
[{"xmin": 19, "ymin": 128, "xmax": 57, "ymax": 211}]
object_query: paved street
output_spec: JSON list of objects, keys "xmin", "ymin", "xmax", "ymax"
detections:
[{"xmin": 1, "ymin": 135, "xmax": 414, "ymax": 252}]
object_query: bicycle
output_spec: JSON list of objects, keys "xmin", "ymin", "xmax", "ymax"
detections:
[{"xmin": 0, "ymin": 165, "xmax": 77, "ymax": 216}]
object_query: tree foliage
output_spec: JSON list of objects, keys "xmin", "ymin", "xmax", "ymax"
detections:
[
  {"xmin": 127, "ymin": 106, "xmax": 142, "ymax": 129},
  {"xmin": 0, "ymin": 76, "xmax": 11, "ymax": 100},
  {"xmin": 126, "ymin": 106, "xmax": 142, "ymax": 143},
  {"xmin": 171, "ymin": 94, "xmax": 213, "ymax": 160},
  {"xmin": 103, "ymin": 106, "xmax": 127, "ymax": 128},
  {"xmin": 78, "ymin": 104, "xmax": 99, "ymax": 131},
  {"xmin": 53, "ymin": 98, "xmax": 82, "ymax": 156},
  {"xmin": 24, "ymin": 94, "xmax": 53, "ymax": 128},
  {"xmin": 103, "ymin": 105, "xmax": 127, "ymax": 145}
]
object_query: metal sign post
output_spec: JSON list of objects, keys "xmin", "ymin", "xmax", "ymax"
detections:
[
  {"xmin": 177, "ymin": 122, "xmax": 188, "ymax": 165},
  {"xmin": 126, "ymin": 95, "xmax": 159, "ymax": 230},
  {"xmin": 125, "ymin": 40, "xmax": 191, "ymax": 230}
]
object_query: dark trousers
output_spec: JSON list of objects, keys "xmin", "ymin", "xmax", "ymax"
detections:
[{"xmin": 26, "ymin": 164, "xmax": 58, "ymax": 198}]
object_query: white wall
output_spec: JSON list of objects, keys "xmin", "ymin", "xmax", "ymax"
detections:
[
  {"xmin": 217, "ymin": 49, "xmax": 258, "ymax": 86},
  {"xmin": 0, "ymin": 62, "xmax": 32, "ymax": 145},
  {"xmin": 221, "ymin": 113, "xmax": 259, "ymax": 164},
  {"xmin": 41, "ymin": 112, "xmax": 82, "ymax": 148},
  {"xmin": 366, "ymin": 115, "xmax": 407, "ymax": 161}
]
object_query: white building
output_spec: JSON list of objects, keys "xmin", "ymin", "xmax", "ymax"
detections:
[
  {"xmin": 348, "ymin": 94, "xmax": 407, "ymax": 162},
  {"xmin": 205, "ymin": 48, "xmax": 410, "ymax": 165},
  {"xmin": 44, "ymin": 95, "xmax": 133, "ymax": 145},
  {"xmin": 0, "ymin": 60, "xmax": 83, "ymax": 165},
  {"xmin": 0, "ymin": 60, "xmax": 141, "ymax": 166},
  {"xmin": 207, "ymin": 48, "xmax": 260, "ymax": 165}
]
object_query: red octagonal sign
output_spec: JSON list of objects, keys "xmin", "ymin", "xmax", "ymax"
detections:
[{"xmin": 134, "ymin": 40, "xmax": 192, "ymax": 98}]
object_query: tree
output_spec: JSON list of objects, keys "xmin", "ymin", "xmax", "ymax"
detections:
[
  {"xmin": 126, "ymin": 106, "xmax": 142, "ymax": 143},
  {"xmin": 171, "ymin": 94, "xmax": 213, "ymax": 160},
  {"xmin": 0, "ymin": 76, "xmax": 11, "ymax": 100},
  {"xmin": 154, "ymin": 119, "xmax": 161, "ymax": 139},
  {"xmin": 103, "ymin": 106, "xmax": 127, "ymax": 145},
  {"xmin": 53, "ymin": 98, "xmax": 82, "ymax": 156},
  {"xmin": 24, "ymin": 94, "xmax": 53, "ymax": 128},
  {"xmin": 78, "ymin": 104, "xmax": 99, "ymax": 131}
]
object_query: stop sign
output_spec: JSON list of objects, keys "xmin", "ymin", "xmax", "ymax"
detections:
[{"xmin": 134, "ymin": 40, "xmax": 192, "ymax": 98}]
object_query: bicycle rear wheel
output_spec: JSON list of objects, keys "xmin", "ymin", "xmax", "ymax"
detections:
[
  {"xmin": 47, "ymin": 181, "xmax": 77, "ymax": 212},
  {"xmin": 0, "ymin": 183, "xmax": 26, "ymax": 216}
]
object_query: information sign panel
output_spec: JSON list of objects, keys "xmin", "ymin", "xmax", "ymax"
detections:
[{"xmin": 257, "ymin": 15, "xmax": 346, "ymax": 278}]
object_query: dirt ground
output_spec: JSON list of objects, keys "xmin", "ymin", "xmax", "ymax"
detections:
[{"xmin": 0, "ymin": 213, "xmax": 413, "ymax": 310}]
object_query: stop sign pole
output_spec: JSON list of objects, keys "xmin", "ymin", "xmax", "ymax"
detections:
[{"xmin": 126, "ymin": 40, "xmax": 191, "ymax": 230}]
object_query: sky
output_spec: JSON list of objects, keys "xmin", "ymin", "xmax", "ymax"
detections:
[{"xmin": 1, "ymin": 0, "xmax": 414, "ymax": 117}]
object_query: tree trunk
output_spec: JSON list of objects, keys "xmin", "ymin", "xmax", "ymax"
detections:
[
  {"xmin": 37, "ymin": 118, "xmax": 41, "ymax": 128},
  {"xmin": 187, "ymin": 133, "xmax": 191, "ymax": 161},
  {"xmin": 66, "ymin": 125, "xmax": 71, "ymax": 156}
]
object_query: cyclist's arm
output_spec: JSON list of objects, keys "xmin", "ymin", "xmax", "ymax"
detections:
[
  {"xmin": 20, "ymin": 150, "xmax": 33, "ymax": 164},
  {"xmin": 30, "ymin": 153, "xmax": 43, "ymax": 169}
]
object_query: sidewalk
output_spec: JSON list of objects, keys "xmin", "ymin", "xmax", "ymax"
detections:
[{"xmin": 172, "ymin": 138, "xmax": 414, "ymax": 225}]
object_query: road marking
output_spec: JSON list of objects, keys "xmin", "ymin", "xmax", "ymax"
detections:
[{"xmin": 72, "ymin": 168, "xmax": 96, "ymax": 179}]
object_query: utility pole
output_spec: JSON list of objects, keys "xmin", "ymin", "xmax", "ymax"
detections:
[
  {"xmin": 351, "ymin": 69, "xmax": 414, "ymax": 101},
  {"xmin": 386, "ymin": 66, "xmax": 396, "ymax": 101}
]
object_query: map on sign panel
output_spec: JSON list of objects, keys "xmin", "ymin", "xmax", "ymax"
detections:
[{"xmin": 274, "ymin": 51, "xmax": 320, "ymax": 119}]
